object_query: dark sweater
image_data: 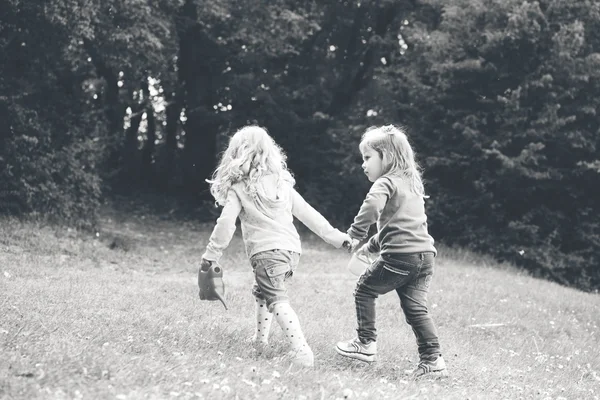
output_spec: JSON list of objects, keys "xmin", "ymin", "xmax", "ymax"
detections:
[{"xmin": 348, "ymin": 175, "xmax": 437, "ymax": 256}]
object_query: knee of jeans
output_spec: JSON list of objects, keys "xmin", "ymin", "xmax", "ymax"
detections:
[
  {"xmin": 404, "ymin": 304, "xmax": 429, "ymax": 321},
  {"xmin": 354, "ymin": 285, "xmax": 378, "ymax": 298}
]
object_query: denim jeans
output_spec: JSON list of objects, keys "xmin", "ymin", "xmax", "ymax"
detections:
[
  {"xmin": 354, "ymin": 251, "xmax": 441, "ymax": 359},
  {"xmin": 250, "ymin": 249, "xmax": 300, "ymax": 311}
]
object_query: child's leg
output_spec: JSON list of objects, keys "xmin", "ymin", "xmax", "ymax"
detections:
[
  {"xmin": 353, "ymin": 258, "xmax": 414, "ymax": 343},
  {"xmin": 252, "ymin": 296, "xmax": 273, "ymax": 344},
  {"xmin": 336, "ymin": 256, "xmax": 413, "ymax": 362},
  {"xmin": 396, "ymin": 255, "xmax": 441, "ymax": 360},
  {"xmin": 396, "ymin": 253, "xmax": 447, "ymax": 377},
  {"xmin": 250, "ymin": 250, "xmax": 312, "ymax": 366},
  {"xmin": 272, "ymin": 302, "xmax": 313, "ymax": 367},
  {"xmin": 271, "ymin": 302, "xmax": 310, "ymax": 352},
  {"xmin": 353, "ymin": 278, "xmax": 380, "ymax": 344}
]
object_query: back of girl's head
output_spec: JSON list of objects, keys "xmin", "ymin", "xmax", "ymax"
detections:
[
  {"xmin": 359, "ymin": 124, "xmax": 427, "ymax": 197},
  {"xmin": 208, "ymin": 125, "xmax": 294, "ymax": 205}
]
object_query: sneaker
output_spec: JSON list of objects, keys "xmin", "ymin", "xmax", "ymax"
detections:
[
  {"xmin": 335, "ymin": 337, "xmax": 377, "ymax": 362},
  {"xmin": 287, "ymin": 348, "xmax": 314, "ymax": 367},
  {"xmin": 408, "ymin": 356, "xmax": 448, "ymax": 379}
]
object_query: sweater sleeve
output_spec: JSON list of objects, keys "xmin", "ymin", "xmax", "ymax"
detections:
[
  {"xmin": 291, "ymin": 188, "xmax": 347, "ymax": 248},
  {"xmin": 347, "ymin": 177, "xmax": 393, "ymax": 241},
  {"xmin": 366, "ymin": 233, "xmax": 381, "ymax": 253},
  {"xmin": 202, "ymin": 190, "xmax": 242, "ymax": 262}
]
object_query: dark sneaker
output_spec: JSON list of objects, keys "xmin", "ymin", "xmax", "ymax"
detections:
[
  {"xmin": 408, "ymin": 356, "xmax": 449, "ymax": 379},
  {"xmin": 335, "ymin": 337, "xmax": 377, "ymax": 362}
]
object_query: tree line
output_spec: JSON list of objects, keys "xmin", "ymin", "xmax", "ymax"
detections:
[{"xmin": 1, "ymin": 0, "xmax": 599, "ymax": 291}]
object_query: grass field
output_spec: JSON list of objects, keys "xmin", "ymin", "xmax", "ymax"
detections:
[{"xmin": 1, "ymin": 207, "xmax": 599, "ymax": 399}]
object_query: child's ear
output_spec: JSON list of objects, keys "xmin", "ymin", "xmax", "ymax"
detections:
[{"xmin": 380, "ymin": 150, "xmax": 391, "ymax": 170}]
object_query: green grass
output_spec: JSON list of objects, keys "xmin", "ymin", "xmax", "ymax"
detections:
[{"xmin": 1, "ymin": 208, "xmax": 599, "ymax": 400}]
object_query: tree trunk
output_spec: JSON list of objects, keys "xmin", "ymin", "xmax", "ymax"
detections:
[
  {"xmin": 83, "ymin": 39, "xmax": 128, "ymax": 186},
  {"xmin": 83, "ymin": 40, "xmax": 125, "ymax": 137},
  {"xmin": 163, "ymin": 92, "xmax": 181, "ymax": 191},
  {"xmin": 123, "ymin": 103, "xmax": 143, "ymax": 185},
  {"xmin": 177, "ymin": 0, "xmax": 220, "ymax": 199},
  {"xmin": 141, "ymin": 101, "xmax": 156, "ymax": 185},
  {"xmin": 327, "ymin": 2, "xmax": 401, "ymax": 116}
]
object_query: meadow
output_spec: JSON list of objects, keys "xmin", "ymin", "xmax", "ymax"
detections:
[{"xmin": 1, "ymin": 207, "xmax": 599, "ymax": 400}]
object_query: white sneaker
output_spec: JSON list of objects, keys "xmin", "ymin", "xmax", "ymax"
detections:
[
  {"xmin": 407, "ymin": 356, "xmax": 449, "ymax": 379},
  {"xmin": 335, "ymin": 337, "xmax": 377, "ymax": 362}
]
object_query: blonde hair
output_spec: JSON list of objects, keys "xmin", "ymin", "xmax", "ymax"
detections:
[
  {"xmin": 359, "ymin": 124, "xmax": 427, "ymax": 198},
  {"xmin": 207, "ymin": 125, "xmax": 295, "ymax": 206}
]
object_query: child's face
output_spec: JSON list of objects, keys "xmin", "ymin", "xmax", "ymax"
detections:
[{"xmin": 361, "ymin": 147, "xmax": 383, "ymax": 182}]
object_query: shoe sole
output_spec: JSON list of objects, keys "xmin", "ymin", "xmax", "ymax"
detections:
[
  {"xmin": 411, "ymin": 369, "xmax": 449, "ymax": 379},
  {"xmin": 335, "ymin": 345, "xmax": 376, "ymax": 363}
]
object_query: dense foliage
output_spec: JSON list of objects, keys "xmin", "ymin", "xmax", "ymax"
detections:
[
  {"xmin": 1, "ymin": 0, "xmax": 598, "ymax": 290},
  {"xmin": 0, "ymin": 1, "xmax": 103, "ymax": 225},
  {"xmin": 398, "ymin": 0, "xmax": 600, "ymax": 290}
]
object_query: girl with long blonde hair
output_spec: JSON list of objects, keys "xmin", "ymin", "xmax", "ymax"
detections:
[{"xmin": 201, "ymin": 125, "xmax": 350, "ymax": 368}]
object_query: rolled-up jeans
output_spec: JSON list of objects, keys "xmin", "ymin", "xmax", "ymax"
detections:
[{"xmin": 354, "ymin": 251, "xmax": 441, "ymax": 360}]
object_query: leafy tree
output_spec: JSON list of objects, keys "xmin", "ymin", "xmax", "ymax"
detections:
[
  {"xmin": 389, "ymin": 0, "xmax": 600, "ymax": 290},
  {"xmin": 0, "ymin": 1, "xmax": 102, "ymax": 225},
  {"xmin": 49, "ymin": 0, "xmax": 183, "ymax": 187},
  {"xmin": 3, "ymin": 0, "xmax": 598, "ymax": 291}
]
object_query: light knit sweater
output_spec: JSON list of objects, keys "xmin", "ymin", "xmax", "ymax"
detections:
[
  {"xmin": 202, "ymin": 174, "xmax": 347, "ymax": 262},
  {"xmin": 348, "ymin": 175, "xmax": 437, "ymax": 256}
]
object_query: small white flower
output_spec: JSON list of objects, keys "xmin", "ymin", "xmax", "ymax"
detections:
[{"xmin": 242, "ymin": 379, "xmax": 256, "ymax": 387}]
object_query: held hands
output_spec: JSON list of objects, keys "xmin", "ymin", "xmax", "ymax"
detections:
[{"xmin": 342, "ymin": 236, "xmax": 361, "ymax": 253}]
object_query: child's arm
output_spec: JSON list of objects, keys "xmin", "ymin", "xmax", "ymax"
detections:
[
  {"xmin": 291, "ymin": 189, "xmax": 348, "ymax": 248},
  {"xmin": 347, "ymin": 177, "xmax": 393, "ymax": 244},
  {"xmin": 364, "ymin": 234, "xmax": 381, "ymax": 254},
  {"xmin": 201, "ymin": 190, "xmax": 242, "ymax": 262}
]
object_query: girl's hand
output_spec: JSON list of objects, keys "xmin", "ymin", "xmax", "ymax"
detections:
[
  {"xmin": 342, "ymin": 237, "xmax": 353, "ymax": 253},
  {"xmin": 342, "ymin": 241, "xmax": 351, "ymax": 252},
  {"xmin": 342, "ymin": 235, "xmax": 360, "ymax": 253}
]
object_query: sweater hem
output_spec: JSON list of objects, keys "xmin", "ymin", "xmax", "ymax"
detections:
[{"xmin": 248, "ymin": 244, "xmax": 302, "ymax": 259}]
